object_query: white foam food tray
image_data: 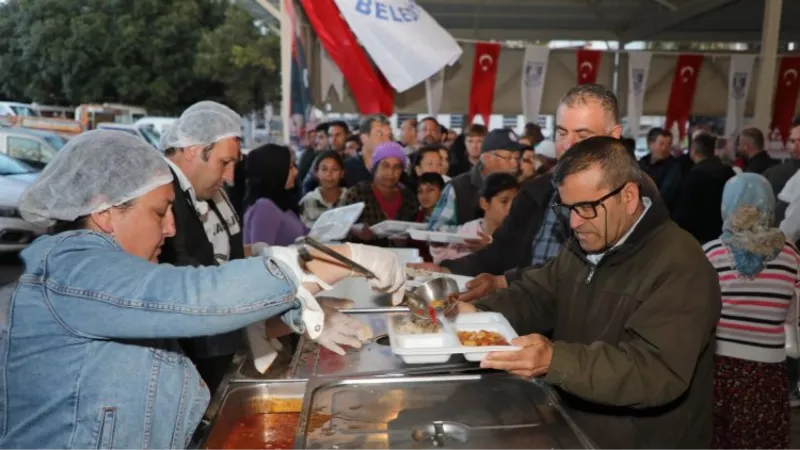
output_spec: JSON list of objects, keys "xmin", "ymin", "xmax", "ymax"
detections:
[
  {"xmin": 387, "ymin": 312, "xmax": 521, "ymax": 364},
  {"xmin": 370, "ymin": 220, "xmax": 427, "ymax": 237},
  {"xmin": 307, "ymin": 202, "xmax": 365, "ymax": 242},
  {"xmin": 408, "ymin": 228, "xmax": 476, "ymax": 244}
]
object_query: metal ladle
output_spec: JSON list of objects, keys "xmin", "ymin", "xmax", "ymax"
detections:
[{"xmin": 299, "ymin": 237, "xmax": 441, "ymax": 323}]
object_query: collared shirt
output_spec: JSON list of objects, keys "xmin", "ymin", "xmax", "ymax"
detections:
[
  {"xmin": 165, "ymin": 159, "xmax": 240, "ymax": 264},
  {"xmin": 531, "ymin": 197, "xmax": 563, "ymax": 267},
  {"xmin": 586, "ymin": 197, "xmax": 652, "ymax": 265},
  {"xmin": 427, "ymin": 183, "xmax": 458, "ymax": 232}
]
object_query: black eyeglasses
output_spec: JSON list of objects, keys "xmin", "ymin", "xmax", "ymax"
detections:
[{"xmin": 551, "ymin": 184, "xmax": 627, "ymax": 220}]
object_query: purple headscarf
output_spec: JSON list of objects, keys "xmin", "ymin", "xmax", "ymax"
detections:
[{"xmin": 371, "ymin": 141, "xmax": 407, "ymax": 170}]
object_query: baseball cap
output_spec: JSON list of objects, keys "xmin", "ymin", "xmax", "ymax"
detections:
[
  {"xmin": 535, "ymin": 140, "xmax": 557, "ymax": 159},
  {"xmin": 481, "ymin": 128, "xmax": 526, "ymax": 153}
]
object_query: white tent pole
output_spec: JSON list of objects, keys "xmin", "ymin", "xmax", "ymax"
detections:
[
  {"xmin": 752, "ymin": 0, "xmax": 783, "ymax": 134},
  {"xmin": 280, "ymin": 0, "xmax": 292, "ymax": 144}
]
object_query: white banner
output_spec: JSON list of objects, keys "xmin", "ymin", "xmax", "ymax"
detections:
[
  {"xmin": 626, "ymin": 51, "xmax": 652, "ymax": 137},
  {"xmin": 333, "ymin": 0, "xmax": 462, "ymax": 92},
  {"xmin": 425, "ymin": 68, "xmax": 445, "ymax": 116},
  {"xmin": 521, "ymin": 45, "xmax": 550, "ymax": 123},
  {"xmin": 319, "ymin": 44, "xmax": 345, "ymax": 103},
  {"xmin": 724, "ymin": 54, "xmax": 756, "ymax": 139}
]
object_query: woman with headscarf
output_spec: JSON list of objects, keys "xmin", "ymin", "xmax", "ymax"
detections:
[
  {"xmin": 703, "ymin": 173, "xmax": 800, "ymax": 449},
  {"xmin": 0, "ymin": 130, "xmax": 406, "ymax": 449},
  {"xmin": 242, "ymin": 143, "xmax": 307, "ymax": 246}
]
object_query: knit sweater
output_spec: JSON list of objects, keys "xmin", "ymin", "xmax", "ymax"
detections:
[{"xmin": 704, "ymin": 239, "xmax": 800, "ymax": 363}]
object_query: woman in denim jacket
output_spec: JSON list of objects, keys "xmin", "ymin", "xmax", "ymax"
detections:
[{"xmin": 0, "ymin": 131, "xmax": 405, "ymax": 449}]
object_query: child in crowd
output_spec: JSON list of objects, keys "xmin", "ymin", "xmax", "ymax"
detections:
[
  {"xmin": 429, "ymin": 172, "xmax": 519, "ymax": 264},
  {"xmin": 415, "ymin": 172, "xmax": 445, "ymax": 222},
  {"xmin": 298, "ymin": 151, "xmax": 347, "ymax": 227}
]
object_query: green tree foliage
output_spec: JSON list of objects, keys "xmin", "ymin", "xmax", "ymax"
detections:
[
  {"xmin": 195, "ymin": 5, "xmax": 280, "ymax": 113},
  {"xmin": 0, "ymin": 0, "xmax": 278, "ymax": 114}
]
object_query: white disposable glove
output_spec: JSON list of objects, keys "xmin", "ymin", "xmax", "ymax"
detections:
[
  {"xmin": 313, "ymin": 303, "xmax": 374, "ymax": 355},
  {"xmin": 347, "ymin": 243, "xmax": 407, "ymax": 305}
]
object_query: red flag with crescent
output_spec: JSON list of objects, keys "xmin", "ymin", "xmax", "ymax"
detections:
[
  {"xmin": 468, "ymin": 42, "xmax": 501, "ymax": 126},
  {"xmin": 576, "ymin": 49, "xmax": 601, "ymax": 84},
  {"xmin": 664, "ymin": 54, "xmax": 704, "ymax": 140},
  {"xmin": 770, "ymin": 56, "xmax": 800, "ymax": 144}
]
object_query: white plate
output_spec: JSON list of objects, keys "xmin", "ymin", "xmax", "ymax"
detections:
[
  {"xmin": 408, "ymin": 228, "xmax": 476, "ymax": 244},
  {"xmin": 387, "ymin": 312, "xmax": 520, "ymax": 364},
  {"xmin": 370, "ymin": 220, "xmax": 427, "ymax": 237},
  {"xmin": 307, "ymin": 202, "xmax": 365, "ymax": 242}
]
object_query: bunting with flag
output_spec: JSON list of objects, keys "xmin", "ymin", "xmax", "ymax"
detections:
[
  {"xmin": 770, "ymin": 56, "xmax": 800, "ymax": 144},
  {"xmin": 577, "ymin": 49, "xmax": 602, "ymax": 84},
  {"xmin": 468, "ymin": 42, "xmax": 501, "ymax": 126},
  {"xmin": 664, "ymin": 54, "xmax": 704, "ymax": 140}
]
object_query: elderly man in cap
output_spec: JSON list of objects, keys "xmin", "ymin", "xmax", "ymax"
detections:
[
  {"xmin": 427, "ymin": 128, "xmax": 522, "ymax": 239},
  {"xmin": 159, "ymin": 101, "xmax": 246, "ymax": 395}
]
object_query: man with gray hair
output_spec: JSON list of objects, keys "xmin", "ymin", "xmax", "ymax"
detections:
[
  {"xmin": 159, "ymin": 100, "xmax": 245, "ymax": 395},
  {"xmin": 459, "ymin": 136, "xmax": 720, "ymax": 448},
  {"xmin": 411, "ymin": 84, "xmax": 666, "ymax": 294}
]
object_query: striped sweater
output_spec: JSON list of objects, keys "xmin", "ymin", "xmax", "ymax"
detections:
[{"xmin": 704, "ymin": 239, "xmax": 800, "ymax": 363}]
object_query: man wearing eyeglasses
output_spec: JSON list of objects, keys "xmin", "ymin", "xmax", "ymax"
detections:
[
  {"xmin": 426, "ymin": 128, "xmax": 522, "ymax": 247},
  {"xmin": 458, "ymin": 137, "xmax": 720, "ymax": 448}
]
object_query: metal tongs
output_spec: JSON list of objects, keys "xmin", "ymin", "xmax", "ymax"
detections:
[
  {"xmin": 299, "ymin": 237, "xmax": 441, "ymax": 324},
  {"xmin": 300, "ymin": 236, "xmax": 377, "ymax": 279}
]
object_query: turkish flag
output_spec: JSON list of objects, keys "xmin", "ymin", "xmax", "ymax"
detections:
[
  {"xmin": 664, "ymin": 54, "xmax": 704, "ymax": 140},
  {"xmin": 299, "ymin": 0, "xmax": 394, "ymax": 115},
  {"xmin": 770, "ymin": 56, "xmax": 800, "ymax": 144},
  {"xmin": 576, "ymin": 49, "xmax": 602, "ymax": 84},
  {"xmin": 468, "ymin": 42, "xmax": 501, "ymax": 126}
]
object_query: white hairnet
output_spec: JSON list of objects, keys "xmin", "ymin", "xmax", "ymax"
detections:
[
  {"xmin": 161, "ymin": 101, "xmax": 242, "ymax": 149},
  {"xmin": 159, "ymin": 122, "xmax": 176, "ymax": 152},
  {"xmin": 19, "ymin": 130, "xmax": 174, "ymax": 227}
]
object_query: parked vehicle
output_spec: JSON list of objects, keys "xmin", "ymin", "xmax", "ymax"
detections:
[
  {"xmin": 0, "ymin": 102, "xmax": 38, "ymax": 117},
  {"xmin": 0, "ymin": 129, "xmax": 60, "ymax": 169},
  {"xmin": 0, "ymin": 154, "xmax": 45, "ymax": 252},
  {"xmin": 96, "ymin": 123, "xmax": 159, "ymax": 148}
]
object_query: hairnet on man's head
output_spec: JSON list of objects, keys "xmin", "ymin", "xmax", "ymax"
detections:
[
  {"xmin": 19, "ymin": 130, "xmax": 174, "ymax": 227},
  {"xmin": 162, "ymin": 101, "xmax": 242, "ymax": 149}
]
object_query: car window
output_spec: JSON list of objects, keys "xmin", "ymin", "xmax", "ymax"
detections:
[
  {"xmin": 0, "ymin": 152, "xmax": 35, "ymax": 175},
  {"xmin": 9, "ymin": 105, "xmax": 37, "ymax": 117},
  {"xmin": 42, "ymin": 135, "xmax": 67, "ymax": 151},
  {"xmin": 7, "ymin": 136, "xmax": 47, "ymax": 163}
]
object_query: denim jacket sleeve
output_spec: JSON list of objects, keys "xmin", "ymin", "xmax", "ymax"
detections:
[{"xmin": 39, "ymin": 233, "xmax": 305, "ymax": 339}]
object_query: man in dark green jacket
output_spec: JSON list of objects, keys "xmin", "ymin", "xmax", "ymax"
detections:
[{"xmin": 459, "ymin": 136, "xmax": 721, "ymax": 448}]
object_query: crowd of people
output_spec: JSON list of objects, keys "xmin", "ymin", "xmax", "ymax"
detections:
[{"xmin": 2, "ymin": 83, "xmax": 800, "ymax": 449}]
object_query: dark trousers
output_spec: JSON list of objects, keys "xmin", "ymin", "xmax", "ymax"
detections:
[
  {"xmin": 192, "ymin": 354, "xmax": 235, "ymax": 396},
  {"xmin": 789, "ymin": 357, "xmax": 799, "ymax": 392}
]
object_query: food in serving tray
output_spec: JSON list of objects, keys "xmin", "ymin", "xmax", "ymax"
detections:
[
  {"xmin": 457, "ymin": 330, "xmax": 510, "ymax": 347},
  {"xmin": 221, "ymin": 412, "xmax": 332, "ymax": 449},
  {"xmin": 393, "ymin": 315, "xmax": 442, "ymax": 334}
]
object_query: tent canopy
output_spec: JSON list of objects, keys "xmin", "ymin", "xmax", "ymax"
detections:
[
  {"xmin": 244, "ymin": 0, "xmax": 800, "ymax": 44},
  {"xmin": 421, "ymin": 0, "xmax": 800, "ymax": 44}
]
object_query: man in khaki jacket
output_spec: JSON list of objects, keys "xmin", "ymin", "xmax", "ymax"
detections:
[{"xmin": 458, "ymin": 137, "xmax": 721, "ymax": 448}]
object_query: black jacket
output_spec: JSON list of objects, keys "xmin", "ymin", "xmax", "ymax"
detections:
[
  {"xmin": 763, "ymin": 159, "xmax": 800, "ymax": 225},
  {"xmin": 672, "ymin": 157, "xmax": 735, "ymax": 244},
  {"xmin": 639, "ymin": 154, "xmax": 683, "ymax": 210},
  {"xmin": 744, "ymin": 151, "xmax": 780, "ymax": 175},
  {"xmin": 441, "ymin": 173, "xmax": 557, "ymax": 279},
  {"xmin": 159, "ymin": 171, "xmax": 245, "ymax": 359},
  {"xmin": 449, "ymin": 163, "xmax": 485, "ymax": 225}
]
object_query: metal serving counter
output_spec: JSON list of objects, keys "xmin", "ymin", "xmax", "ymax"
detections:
[{"xmin": 197, "ymin": 308, "xmax": 596, "ymax": 449}]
